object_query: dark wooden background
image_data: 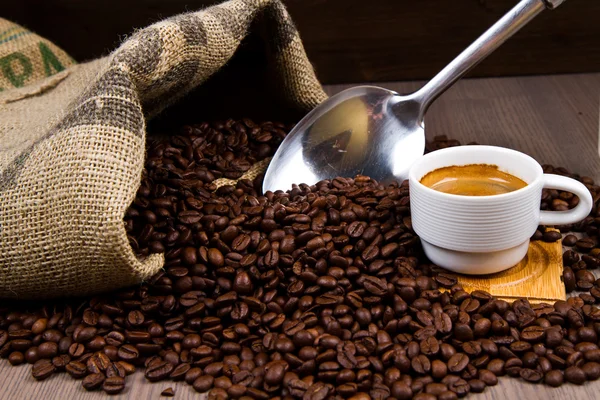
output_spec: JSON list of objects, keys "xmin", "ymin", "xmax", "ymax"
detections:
[{"xmin": 3, "ymin": 0, "xmax": 600, "ymax": 84}]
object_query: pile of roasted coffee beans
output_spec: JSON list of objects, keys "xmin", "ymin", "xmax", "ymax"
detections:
[
  {"xmin": 2, "ymin": 120, "xmax": 600, "ymax": 400},
  {"xmin": 127, "ymin": 119, "xmax": 293, "ymax": 258}
]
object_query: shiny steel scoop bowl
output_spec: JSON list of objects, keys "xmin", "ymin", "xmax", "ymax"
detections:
[{"xmin": 263, "ymin": 0, "xmax": 566, "ymax": 193}]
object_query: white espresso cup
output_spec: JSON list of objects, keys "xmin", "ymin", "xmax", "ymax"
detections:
[{"xmin": 409, "ymin": 145, "xmax": 593, "ymax": 275}]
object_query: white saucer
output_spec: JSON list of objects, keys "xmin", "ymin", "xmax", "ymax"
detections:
[{"xmin": 421, "ymin": 239, "xmax": 530, "ymax": 275}]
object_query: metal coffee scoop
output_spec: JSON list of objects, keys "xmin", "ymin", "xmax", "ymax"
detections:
[{"xmin": 263, "ymin": 0, "xmax": 566, "ymax": 192}]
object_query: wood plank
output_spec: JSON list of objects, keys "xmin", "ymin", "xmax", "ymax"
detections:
[
  {"xmin": 0, "ymin": 73, "xmax": 599, "ymax": 398},
  {"xmin": 2, "ymin": 0, "xmax": 600, "ymax": 84},
  {"xmin": 288, "ymin": 0, "xmax": 600, "ymax": 83}
]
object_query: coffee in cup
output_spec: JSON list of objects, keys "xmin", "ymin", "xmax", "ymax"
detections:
[{"xmin": 420, "ymin": 164, "xmax": 527, "ymax": 196}]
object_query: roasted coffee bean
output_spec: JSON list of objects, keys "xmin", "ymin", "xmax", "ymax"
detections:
[
  {"xmin": 185, "ymin": 367, "xmax": 203, "ymax": 385},
  {"xmin": 420, "ymin": 337, "xmax": 440, "ymax": 356},
  {"xmin": 31, "ymin": 359, "xmax": 56, "ymax": 381},
  {"xmin": 31, "ymin": 319, "xmax": 48, "ymax": 334},
  {"xmin": 545, "ymin": 370, "xmax": 564, "ymax": 387},
  {"xmin": 576, "ymin": 238, "xmax": 596, "ymax": 252},
  {"xmin": 425, "ymin": 382, "xmax": 447, "ymax": 396},
  {"xmin": 412, "ymin": 355, "xmax": 431, "ymax": 374},
  {"xmin": 304, "ymin": 382, "xmax": 330, "ymax": 400},
  {"xmin": 447, "ymin": 353, "xmax": 469, "ymax": 373},
  {"xmin": 563, "ymin": 267, "xmax": 577, "ymax": 292},
  {"xmin": 103, "ymin": 376, "xmax": 125, "ymax": 394},
  {"xmin": 118, "ymin": 345, "xmax": 139, "ymax": 361},
  {"xmin": 82, "ymin": 373, "xmax": 105, "ymax": 391},
  {"xmin": 440, "ymin": 343, "xmax": 456, "ymax": 361},
  {"xmin": 25, "ymin": 347, "xmax": 40, "ymax": 364},
  {"xmin": 565, "ymin": 366, "xmax": 586, "ymax": 384},
  {"xmin": 52, "ymin": 354, "xmax": 71, "ymax": 371},
  {"xmin": 521, "ymin": 352, "xmax": 538, "ymax": 369},
  {"xmin": 8, "ymin": 351, "xmax": 24, "ymax": 366},
  {"xmin": 390, "ymin": 381, "xmax": 412, "ymax": 400},
  {"xmin": 127, "ymin": 310, "xmax": 145, "ymax": 327},
  {"xmin": 38, "ymin": 342, "xmax": 58, "ymax": 359},
  {"xmin": 435, "ymin": 273, "xmax": 457, "ymax": 288},
  {"xmin": 468, "ymin": 379, "xmax": 486, "ymax": 393},
  {"xmin": 169, "ymin": 362, "xmax": 191, "ymax": 381},
  {"xmin": 486, "ymin": 359, "xmax": 504, "ymax": 376},
  {"xmin": 413, "ymin": 393, "xmax": 436, "ymax": 400},
  {"xmin": 582, "ymin": 362, "xmax": 600, "ymax": 381},
  {"xmin": 520, "ymin": 368, "xmax": 543, "ymax": 383},
  {"xmin": 474, "ymin": 318, "xmax": 491, "ymax": 337},
  {"xmin": 438, "ymin": 391, "xmax": 459, "ymax": 400},
  {"xmin": 66, "ymin": 361, "xmax": 88, "ymax": 379},
  {"xmin": 11, "ymin": 339, "xmax": 33, "ymax": 351},
  {"xmin": 543, "ymin": 231, "xmax": 562, "ymax": 243},
  {"xmin": 431, "ymin": 359, "xmax": 448, "ymax": 379},
  {"xmin": 447, "ymin": 378, "xmax": 470, "ymax": 397},
  {"xmin": 563, "ymin": 234, "xmax": 578, "ymax": 246},
  {"xmin": 146, "ymin": 361, "xmax": 175, "ymax": 382},
  {"xmin": 479, "ymin": 369, "xmax": 497, "ymax": 386},
  {"xmin": 521, "ymin": 326, "xmax": 545, "ymax": 342}
]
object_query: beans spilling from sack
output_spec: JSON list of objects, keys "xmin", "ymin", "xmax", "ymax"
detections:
[{"xmin": 1, "ymin": 119, "xmax": 600, "ymax": 399}]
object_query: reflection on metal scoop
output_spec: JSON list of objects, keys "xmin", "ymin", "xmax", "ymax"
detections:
[{"xmin": 263, "ymin": 0, "xmax": 566, "ymax": 193}]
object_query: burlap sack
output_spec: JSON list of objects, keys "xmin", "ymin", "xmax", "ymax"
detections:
[
  {"xmin": 0, "ymin": 18, "xmax": 75, "ymax": 91},
  {"xmin": 0, "ymin": 0, "xmax": 327, "ymax": 299}
]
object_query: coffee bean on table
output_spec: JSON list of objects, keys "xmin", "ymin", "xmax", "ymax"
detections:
[
  {"xmin": 185, "ymin": 368, "xmax": 202, "ymax": 385},
  {"xmin": 52, "ymin": 355, "xmax": 71, "ymax": 371},
  {"xmin": 413, "ymin": 393, "xmax": 436, "ymax": 400},
  {"xmin": 32, "ymin": 359, "xmax": 56, "ymax": 381},
  {"xmin": 468, "ymin": 379, "xmax": 486, "ymax": 393},
  {"xmin": 438, "ymin": 391, "xmax": 458, "ymax": 400},
  {"xmin": 478, "ymin": 369, "xmax": 498, "ymax": 386},
  {"xmin": 103, "ymin": 376, "xmax": 125, "ymax": 394},
  {"xmin": 82, "ymin": 373, "xmax": 105, "ymax": 391},
  {"xmin": 563, "ymin": 234, "xmax": 578, "ymax": 246},
  {"xmin": 118, "ymin": 345, "xmax": 139, "ymax": 361},
  {"xmin": 543, "ymin": 231, "xmax": 562, "ymax": 243},
  {"xmin": 563, "ymin": 267, "xmax": 577, "ymax": 292},
  {"xmin": 545, "ymin": 370, "xmax": 564, "ymax": 387},
  {"xmin": 8, "ymin": 351, "xmax": 24, "ymax": 366},
  {"xmin": 565, "ymin": 366, "xmax": 587, "ymax": 384},
  {"xmin": 24, "ymin": 347, "xmax": 40, "ymax": 364},
  {"xmin": 486, "ymin": 359, "xmax": 504, "ymax": 376},
  {"xmin": 576, "ymin": 238, "xmax": 596, "ymax": 252},
  {"xmin": 520, "ymin": 368, "xmax": 543, "ymax": 383},
  {"xmin": 2, "ymin": 122, "xmax": 600, "ymax": 397},
  {"xmin": 193, "ymin": 375, "xmax": 214, "ymax": 393},
  {"xmin": 66, "ymin": 361, "xmax": 88, "ymax": 379}
]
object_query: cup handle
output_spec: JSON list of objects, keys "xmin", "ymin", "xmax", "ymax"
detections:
[{"xmin": 539, "ymin": 174, "xmax": 594, "ymax": 226}]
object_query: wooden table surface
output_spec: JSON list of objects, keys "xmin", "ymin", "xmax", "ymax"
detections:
[{"xmin": 1, "ymin": 73, "xmax": 599, "ymax": 399}]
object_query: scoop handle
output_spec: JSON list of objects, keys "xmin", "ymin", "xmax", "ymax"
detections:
[{"xmin": 413, "ymin": 0, "xmax": 565, "ymax": 118}]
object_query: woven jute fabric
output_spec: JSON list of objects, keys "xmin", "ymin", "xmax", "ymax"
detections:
[
  {"xmin": 0, "ymin": 18, "xmax": 75, "ymax": 91},
  {"xmin": 0, "ymin": 0, "xmax": 327, "ymax": 299}
]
